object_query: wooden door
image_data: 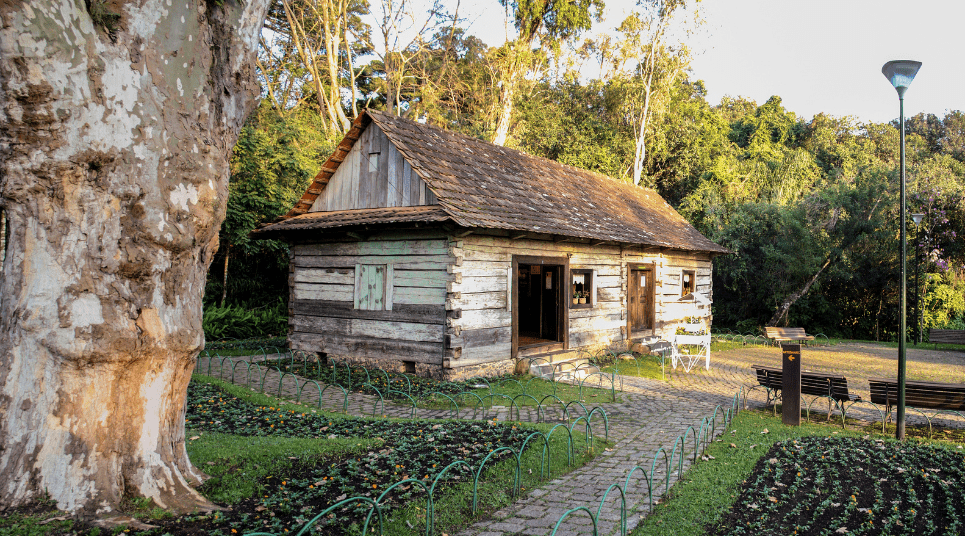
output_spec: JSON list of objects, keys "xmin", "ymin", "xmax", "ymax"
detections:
[{"xmin": 629, "ymin": 266, "xmax": 654, "ymax": 332}]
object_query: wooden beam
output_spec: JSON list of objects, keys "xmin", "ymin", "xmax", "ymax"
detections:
[
  {"xmin": 510, "ymin": 233, "xmax": 527, "ymax": 240},
  {"xmin": 455, "ymin": 230, "xmax": 474, "ymax": 238}
]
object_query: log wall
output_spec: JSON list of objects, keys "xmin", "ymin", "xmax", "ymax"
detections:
[
  {"xmin": 288, "ymin": 233, "xmax": 451, "ymax": 370},
  {"xmin": 444, "ymin": 236, "xmax": 715, "ymax": 373},
  {"xmin": 287, "ymin": 231, "xmax": 715, "ymax": 379},
  {"xmin": 309, "ymin": 124, "xmax": 437, "ymax": 212},
  {"xmin": 623, "ymin": 248, "xmax": 714, "ymax": 340}
]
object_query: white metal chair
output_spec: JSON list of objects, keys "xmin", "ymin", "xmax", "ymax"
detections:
[{"xmin": 672, "ymin": 327, "xmax": 711, "ymax": 372}]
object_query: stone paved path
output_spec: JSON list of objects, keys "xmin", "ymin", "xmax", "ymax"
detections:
[{"xmin": 196, "ymin": 342, "xmax": 965, "ymax": 536}]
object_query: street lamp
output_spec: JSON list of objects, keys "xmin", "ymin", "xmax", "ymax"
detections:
[
  {"xmin": 912, "ymin": 213, "xmax": 925, "ymax": 345},
  {"xmin": 882, "ymin": 59, "xmax": 922, "ymax": 441}
]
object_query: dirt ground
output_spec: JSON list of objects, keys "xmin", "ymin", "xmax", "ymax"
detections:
[{"xmin": 707, "ymin": 343, "xmax": 965, "ymax": 427}]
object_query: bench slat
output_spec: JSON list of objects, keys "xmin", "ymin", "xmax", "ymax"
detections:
[
  {"xmin": 929, "ymin": 329, "xmax": 965, "ymax": 345},
  {"xmin": 868, "ymin": 378, "xmax": 965, "ymax": 411},
  {"xmin": 753, "ymin": 365, "xmax": 859, "ymax": 402},
  {"xmin": 764, "ymin": 327, "xmax": 816, "ymax": 342}
]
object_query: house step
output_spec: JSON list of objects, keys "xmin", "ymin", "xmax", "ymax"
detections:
[{"xmin": 521, "ymin": 350, "xmax": 600, "ymax": 382}]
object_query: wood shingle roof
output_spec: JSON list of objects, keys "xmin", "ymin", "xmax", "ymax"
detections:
[{"xmin": 259, "ymin": 110, "xmax": 728, "ymax": 254}]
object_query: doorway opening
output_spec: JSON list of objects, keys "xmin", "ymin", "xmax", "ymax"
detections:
[{"xmin": 516, "ymin": 262, "xmax": 565, "ymax": 349}]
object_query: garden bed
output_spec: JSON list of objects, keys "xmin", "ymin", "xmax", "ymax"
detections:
[
  {"xmin": 45, "ymin": 376, "xmax": 599, "ymax": 536},
  {"xmin": 711, "ymin": 436, "xmax": 965, "ymax": 534},
  {"xmin": 631, "ymin": 410, "xmax": 965, "ymax": 536},
  {"xmin": 257, "ymin": 358, "xmax": 619, "ymax": 407}
]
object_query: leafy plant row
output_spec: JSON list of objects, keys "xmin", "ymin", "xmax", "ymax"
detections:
[
  {"xmin": 184, "ymin": 381, "xmax": 604, "ymax": 536},
  {"xmin": 712, "ymin": 435, "xmax": 965, "ymax": 535},
  {"xmin": 202, "ymin": 301, "xmax": 287, "ymax": 341},
  {"xmin": 198, "ymin": 351, "xmax": 613, "ymax": 428}
]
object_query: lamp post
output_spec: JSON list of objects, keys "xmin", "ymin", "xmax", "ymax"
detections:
[
  {"xmin": 882, "ymin": 60, "xmax": 922, "ymax": 441},
  {"xmin": 912, "ymin": 213, "xmax": 925, "ymax": 344}
]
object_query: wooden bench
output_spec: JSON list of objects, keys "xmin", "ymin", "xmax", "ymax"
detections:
[
  {"xmin": 750, "ymin": 365, "xmax": 861, "ymax": 424},
  {"xmin": 868, "ymin": 377, "xmax": 965, "ymax": 434},
  {"xmin": 764, "ymin": 327, "xmax": 815, "ymax": 345},
  {"xmin": 928, "ymin": 329, "xmax": 965, "ymax": 348}
]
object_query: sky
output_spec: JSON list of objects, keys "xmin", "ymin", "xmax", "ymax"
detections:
[{"xmin": 455, "ymin": 0, "xmax": 965, "ymax": 124}]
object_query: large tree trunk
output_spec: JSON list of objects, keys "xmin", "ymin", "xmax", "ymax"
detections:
[
  {"xmin": 0, "ymin": 0, "xmax": 269, "ymax": 516},
  {"xmin": 492, "ymin": 79, "xmax": 515, "ymax": 146}
]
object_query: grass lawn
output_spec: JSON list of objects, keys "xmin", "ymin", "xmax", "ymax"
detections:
[
  {"xmin": 631, "ymin": 410, "xmax": 965, "ymax": 536},
  {"xmin": 1, "ymin": 375, "xmax": 607, "ymax": 536}
]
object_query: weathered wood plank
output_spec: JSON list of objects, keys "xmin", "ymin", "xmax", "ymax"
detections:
[
  {"xmin": 594, "ymin": 275, "xmax": 622, "ymax": 288},
  {"xmin": 294, "ymin": 268, "xmax": 355, "ymax": 285},
  {"xmin": 293, "ymin": 300, "xmax": 446, "ymax": 324},
  {"xmin": 394, "ymin": 286, "xmax": 447, "ymax": 305},
  {"xmin": 567, "ymin": 303, "xmax": 623, "ymax": 319},
  {"xmin": 294, "ymin": 282, "xmax": 354, "ymax": 302},
  {"xmin": 451, "ymin": 291, "xmax": 507, "ymax": 310},
  {"xmin": 401, "ymin": 156, "xmax": 411, "ymax": 206},
  {"xmin": 292, "ymin": 316, "xmax": 443, "ymax": 343},
  {"xmin": 454, "ymin": 326, "xmax": 512, "ymax": 348},
  {"xmin": 376, "ymin": 128, "xmax": 390, "ymax": 206},
  {"xmin": 290, "ymin": 332, "xmax": 442, "ymax": 364},
  {"xmin": 385, "ymin": 264, "xmax": 394, "ymax": 310},
  {"xmin": 294, "ymin": 256, "xmax": 449, "ymax": 270},
  {"xmin": 568, "ymin": 314, "xmax": 624, "ymax": 332},
  {"xmin": 452, "ymin": 308, "xmax": 512, "ymax": 331},
  {"xmin": 597, "ymin": 287, "xmax": 623, "ymax": 302},
  {"xmin": 393, "ymin": 269, "xmax": 449, "ymax": 288},
  {"xmin": 450, "ymin": 343, "xmax": 512, "ymax": 367},
  {"xmin": 450, "ymin": 261, "xmax": 512, "ymax": 277},
  {"xmin": 407, "ymin": 161, "xmax": 420, "ymax": 206},
  {"xmin": 569, "ymin": 328, "xmax": 623, "ymax": 348},
  {"xmin": 386, "ymin": 142, "xmax": 400, "ymax": 207},
  {"xmin": 448, "ymin": 275, "xmax": 507, "ymax": 293},
  {"xmin": 295, "ymin": 240, "xmax": 449, "ymax": 257}
]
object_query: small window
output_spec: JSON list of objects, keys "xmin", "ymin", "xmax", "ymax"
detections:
[
  {"xmin": 354, "ymin": 264, "xmax": 394, "ymax": 311},
  {"xmin": 681, "ymin": 269, "xmax": 696, "ymax": 296},
  {"xmin": 368, "ymin": 152, "xmax": 380, "ymax": 172},
  {"xmin": 571, "ymin": 269, "xmax": 595, "ymax": 308}
]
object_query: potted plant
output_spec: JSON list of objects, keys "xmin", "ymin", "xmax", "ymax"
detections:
[
  {"xmin": 578, "ymin": 291, "xmax": 587, "ymax": 305},
  {"xmin": 573, "ymin": 291, "xmax": 579, "ymax": 305}
]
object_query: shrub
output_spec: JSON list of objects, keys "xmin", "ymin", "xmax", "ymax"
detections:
[{"xmin": 202, "ymin": 299, "xmax": 287, "ymax": 341}]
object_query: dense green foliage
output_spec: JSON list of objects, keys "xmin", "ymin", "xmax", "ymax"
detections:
[{"xmin": 209, "ymin": 4, "xmax": 965, "ymax": 342}]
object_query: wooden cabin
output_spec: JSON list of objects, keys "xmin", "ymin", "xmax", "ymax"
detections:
[{"xmin": 254, "ymin": 110, "xmax": 729, "ymax": 380}]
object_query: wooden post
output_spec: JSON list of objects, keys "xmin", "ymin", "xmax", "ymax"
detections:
[{"xmin": 782, "ymin": 344, "xmax": 802, "ymax": 426}]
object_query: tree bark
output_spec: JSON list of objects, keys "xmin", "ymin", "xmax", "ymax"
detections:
[
  {"xmin": 0, "ymin": 0, "xmax": 269, "ymax": 516},
  {"xmin": 492, "ymin": 79, "xmax": 515, "ymax": 146},
  {"xmin": 766, "ymin": 258, "xmax": 832, "ymax": 327},
  {"xmin": 220, "ymin": 248, "xmax": 230, "ymax": 308}
]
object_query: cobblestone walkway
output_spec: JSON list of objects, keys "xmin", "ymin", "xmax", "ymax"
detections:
[{"xmin": 196, "ymin": 343, "xmax": 965, "ymax": 536}]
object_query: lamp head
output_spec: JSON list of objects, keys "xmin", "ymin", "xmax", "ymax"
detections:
[
  {"xmin": 882, "ymin": 60, "xmax": 922, "ymax": 98},
  {"xmin": 911, "ymin": 213, "xmax": 925, "ymax": 225}
]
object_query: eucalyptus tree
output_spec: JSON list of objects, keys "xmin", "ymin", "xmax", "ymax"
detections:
[
  {"xmin": 0, "ymin": 0, "xmax": 270, "ymax": 516},
  {"xmin": 491, "ymin": 0, "xmax": 603, "ymax": 145},
  {"xmin": 262, "ymin": 0, "xmax": 372, "ymax": 133},
  {"xmin": 609, "ymin": 0, "xmax": 696, "ymax": 185}
]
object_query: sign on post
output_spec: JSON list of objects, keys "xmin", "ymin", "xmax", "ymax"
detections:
[{"xmin": 782, "ymin": 344, "xmax": 802, "ymax": 426}]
